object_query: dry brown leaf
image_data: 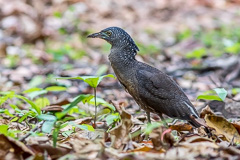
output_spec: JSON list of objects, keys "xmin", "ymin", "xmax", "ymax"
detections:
[
  {"xmin": 149, "ymin": 127, "xmax": 175, "ymax": 151},
  {"xmin": 0, "ymin": 134, "xmax": 34, "ymax": 159},
  {"xmin": 41, "ymin": 105, "xmax": 63, "ymax": 112},
  {"xmin": 178, "ymin": 134, "xmax": 209, "ymax": 143},
  {"xmin": 205, "ymin": 115, "xmax": 240, "ymax": 143},
  {"xmin": 200, "ymin": 105, "xmax": 215, "ymax": 118},
  {"xmin": 74, "ymin": 117, "xmax": 93, "ymax": 125},
  {"xmin": 28, "ymin": 144, "xmax": 71, "ymax": 159},
  {"xmin": 109, "ymin": 105, "xmax": 133, "ymax": 150},
  {"xmin": 0, "ymin": 119, "xmax": 10, "ymax": 125},
  {"xmin": 184, "ymin": 135, "xmax": 214, "ymax": 143},
  {"xmin": 232, "ymin": 122, "xmax": 240, "ymax": 135},
  {"xmin": 126, "ymin": 146, "xmax": 152, "ymax": 153},
  {"xmin": 165, "ymin": 136, "xmax": 219, "ymax": 160},
  {"xmin": 169, "ymin": 123, "xmax": 193, "ymax": 132},
  {"xmin": 70, "ymin": 137, "xmax": 102, "ymax": 159},
  {"xmin": 177, "ymin": 141, "xmax": 219, "ymax": 157},
  {"xmin": 52, "ymin": 99, "xmax": 71, "ymax": 106}
]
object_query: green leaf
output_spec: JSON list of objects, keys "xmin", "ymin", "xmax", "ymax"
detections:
[
  {"xmin": 0, "ymin": 91, "xmax": 15, "ymax": 96},
  {"xmin": 144, "ymin": 122, "xmax": 163, "ymax": 135},
  {"xmin": 83, "ymin": 76, "xmax": 100, "ymax": 88},
  {"xmin": 53, "ymin": 128, "xmax": 60, "ymax": 148},
  {"xmin": 45, "ymin": 86, "xmax": 67, "ymax": 92},
  {"xmin": 186, "ymin": 48, "xmax": 207, "ymax": 59},
  {"xmin": 88, "ymin": 97, "xmax": 115, "ymax": 111},
  {"xmin": 18, "ymin": 113, "xmax": 29, "ymax": 123},
  {"xmin": 55, "ymin": 94, "xmax": 94, "ymax": 119},
  {"xmin": 9, "ymin": 104, "xmax": 19, "ymax": 111},
  {"xmin": 0, "ymin": 91, "xmax": 15, "ymax": 105},
  {"xmin": 62, "ymin": 130, "xmax": 74, "ymax": 137},
  {"xmin": 60, "ymin": 122, "xmax": 69, "ymax": 129},
  {"xmin": 98, "ymin": 74, "xmax": 116, "ymax": 86},
  {"xmin": 78, "ymin": 124, "xmax": 94, "ymax": 132},
  {"xmin": 7, "ymin": 130, "xmax": 21, "ymax": 138},
  {"xmin": 232, "ymin": 88, "xmax": 240, "ymax": 95},
  {"xmin": 42, "ymin": 121, "xmax": 55, "ymax": 133},
  {"xmin": 37, "ymin": 114, "xmax": 57, "ymax": 121},
  {"xmin": 29, "ymin": 76, "xmax": 44, "ymax": 88},
  {"xmin": 225, "ymin": 42, "xmax": 240, "ymax": 54},
  {"xmin": 213, "ymin": 88, "xmax": 227, "ymax": 101},
  {"xmin": 105, "ymin": 113, "xmax": 120, "ymax": 126},
  {"xmin": 96, "ymin": 64, "xmax": 108, "ymax": 76},
  {"xmin": 197, "ymin": 88, "xmax": 227, "ymax": 101},
  {"xmin": 69, "ymin": 122, "xmax": 94, "ymax": 132},
  {"xmin": 35, "ymin": 97, "xmax": 50, "ymax": 109},
  {"xmin": 0, "ymin": 96, "xmax": 8, "ymax": 105},
  {"xmin": 0, "ymin": 125, "xmax": 8, "ymax": 135},
  {"xmin": 11, "ymin": 117, "xmax": 19, "ymax": 122},
  {"xmin": 97, "ymin": 108, "xmax": 112, "ymax": 117},
  {"xmin": 197, "ymin": 95, "xmax": 222, "ymax": 101},
  {"xmin": 53, "ymin": 11, "xmax": 62, "ymax": 18},
  {"xmin": 3, "ymin": 109, "xmax": 14, "ymax": 117},
  {"xmin": 13, "ymin": 95, "xmax": 41, "ymax": 115},
  {"xmin": 57, "ymin": 74, "xmax": 115, "ymax": 88},
  {"xmin": 26, "ymin": 90, "xmax": 48, "ymax": 100},
  {"xmin": 23, "ymin": 88, "xmax": 42, "ymax": 94}
]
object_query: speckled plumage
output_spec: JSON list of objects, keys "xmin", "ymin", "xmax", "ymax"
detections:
[{"xmin": 88, "ymin": 27, "xmax": 201, "ymax": 127}]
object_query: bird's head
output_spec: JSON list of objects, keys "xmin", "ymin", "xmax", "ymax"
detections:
[{"xmin": 87, "ymin": 27, "xmax": 139, "ymax": 53}]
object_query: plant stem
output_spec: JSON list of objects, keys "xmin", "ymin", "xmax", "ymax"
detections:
[
  {"xmin": 94, "ymin": 87, "xmax": 97, "ymax": 128},
  {"xmin": 19, "ymin": 121, "xmax": 44, "ymax": 142}
]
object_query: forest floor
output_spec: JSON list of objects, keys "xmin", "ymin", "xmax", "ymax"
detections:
[{"xmin": 0, "ymin": 0, "xmax": 240, "ymax": 159}]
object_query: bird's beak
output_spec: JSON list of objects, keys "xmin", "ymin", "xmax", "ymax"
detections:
[{"xmin": 87, "ymin": 32, "xmax": 102, "ymax": 38}]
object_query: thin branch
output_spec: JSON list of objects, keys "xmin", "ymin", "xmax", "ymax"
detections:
[
  {"xmin": 19, "ymin": 121, "xmax": 44, "ymax": 142},
  {"xmin": 94, "ymin": 87, "xmax": 97, "ymax": 128}
]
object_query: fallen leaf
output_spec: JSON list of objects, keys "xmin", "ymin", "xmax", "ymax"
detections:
[
  {"xmin": 205, "ymin": 115, "xmax": 240, "ymax": 143},
  {"xmin": 109, "ymin": 104, "xmax": 133, "ymax": 150},
  {"xmin": 28, "ymin": 144, "xmax": 71, "ymax": 159},
  {"xmin": 42, "ymin": 105, "xmax": 63, "ymax": 112},
  {"xmin": 149, "ymin": 127, "xmax": 175, "ymax": 151},
  {"xmin": 184, "ymin": 135, "xmax": 214, "ymax": 143},
  {"xmin": 232, "ymin": 122, "xmax": 240, "ymax": 135},
  {"xmin": 126, "ymin": 145, "xmax": 165, "ymax": 154},
  {"xmin": 70, "ymin": 137, "xmax": 102, "ymax": 159},
  {"xmin": 200, "ymin": 105, "xmax": 215, "ymax": 118},
  {"xmin": 0, "ymin": 134, "xmax": 34, "ymax": 159},
  {"xmin": 169, "ymin": 123, "xmax": 193, "ymax": 132},
  {"xmin": 74, "ymin": 117, "xmax": 93, "ymax": 125}
]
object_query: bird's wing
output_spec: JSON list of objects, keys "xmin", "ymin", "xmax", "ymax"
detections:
[
  {"xmin": 136, "ymin": 67, "xmax": 199, "ymax": 119},
  {"xmin": 137, "ymin": 69, "xmax": 182, "ymax": 100}
]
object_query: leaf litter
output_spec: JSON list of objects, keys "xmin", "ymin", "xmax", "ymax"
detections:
[{"xmin": 0, "ymin": 0, "xmax": 240, "ymax": 159}]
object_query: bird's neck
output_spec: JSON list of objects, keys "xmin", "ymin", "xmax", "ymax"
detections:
[{"xmin": 109, "ymin": 45, "xmax": 137, "ymax": 66}]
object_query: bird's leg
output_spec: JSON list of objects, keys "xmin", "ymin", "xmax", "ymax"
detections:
[
  {"xmin": 159, "ymin": 113, "xmax": 169, "ymax": 127},
  {"xmin": 146, "ymin": 111, "xmax": 151, "ymax": 124},
  {"xmin": 144, "ymin": 111, "xmax": 151, "ymax": 140}
]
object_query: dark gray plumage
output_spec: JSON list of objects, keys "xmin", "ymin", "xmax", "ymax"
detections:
[{"xmin": 88, "ymin": 27, "xmax": 201, "ymax": 127}]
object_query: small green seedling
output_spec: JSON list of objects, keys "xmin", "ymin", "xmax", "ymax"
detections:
[
  {"xmin": 197, "ymin": 88, "xmax": 227, "ymax": 101},
  {"xmin": 0, "ymin": 125, "xmax": 21, "ymax": 138},
  {"xmin": 57, "ymin": 74, "xmax": 115, "ymax": 127},
  {"xmin": 0, "ymin": 91, "xmax": 41, "ymax": 115},
  {"xmin": 38, "ymin": 94, "xmax": 94, "ymax": 147}
]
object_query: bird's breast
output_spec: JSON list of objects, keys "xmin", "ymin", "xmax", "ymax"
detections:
[{"xmin": 111, "ymin": 62, "xmax": 138, "ymax": 95}]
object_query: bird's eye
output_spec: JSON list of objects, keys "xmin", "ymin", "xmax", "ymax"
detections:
[{"xmin": 106, "ymin": 31, "xmax": 112, "ymax": 36}]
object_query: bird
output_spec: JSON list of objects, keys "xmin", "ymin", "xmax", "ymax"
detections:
[{"xmin": 87, "ymin": 26, "xmax": 202, "ymax": 128}]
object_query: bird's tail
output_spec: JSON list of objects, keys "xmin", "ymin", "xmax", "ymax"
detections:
[
  {"xmin": 188, "ymin": 115, "xmax": 211, "ymax": 136},
  {"xmin": 188, "ymin": 119, "xmax": 202, "ymax": 128},
  {"xmin": 188, "ymin": 114, "xmax": 207, "ymax": 128}
]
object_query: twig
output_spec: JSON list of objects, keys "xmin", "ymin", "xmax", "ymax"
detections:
[
  {"xmin": 94, "ymin": 87, "xmax": 97, "ymax": 128},
  {"xmin": 208, "ymin": 75, "xmax": 221, "ymax": 88},
  {"xmin": 19, "ymin": 121, "xmax": 44, "ymax": 142}
]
